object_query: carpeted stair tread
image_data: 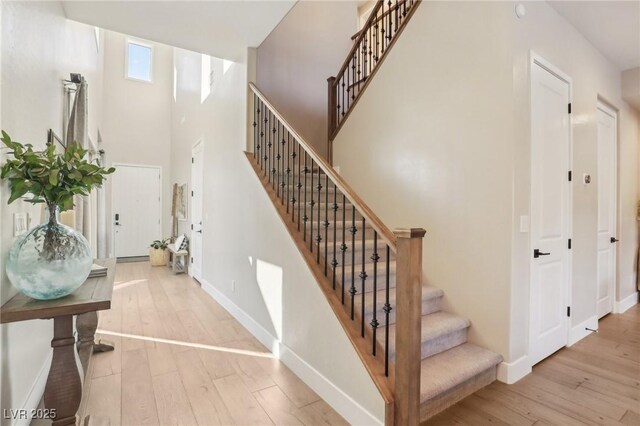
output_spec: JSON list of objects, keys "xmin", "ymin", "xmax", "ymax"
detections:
[
  {"xmin": 387, "ymin": 311, "xmax": 470, "ymax": 359},
  {"xmin": 355, "ymin": 285, "xmax": 443, "ymax": 325},
  {"xmin": 419, "ymin": 343, "xmax": 503, "ymax": 403}
]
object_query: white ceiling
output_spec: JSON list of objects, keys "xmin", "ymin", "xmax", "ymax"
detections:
[
  {"xmin": 548, "ymin": 1, "xmax": 640, "ymax": 71},
  {"xmin": 62, "ymin": 1, "xmax": 296, "ymax": 61}
]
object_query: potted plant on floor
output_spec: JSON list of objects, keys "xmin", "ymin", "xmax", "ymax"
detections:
[
  {"xmin": 149, "ymin": 238, "xmax": 170, "ymax": 266},
  {"xmin": 1, "ymin": 131, "xmax": 115, "ymax": 300}
]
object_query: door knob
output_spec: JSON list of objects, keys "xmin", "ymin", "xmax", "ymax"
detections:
[
  {"xmin": 534, "ymin": 249, "xmax": 551, "ymax": 258},
  {"xmin": 610, "ymin": 237, "xmax": 619, "ymax": 243}
]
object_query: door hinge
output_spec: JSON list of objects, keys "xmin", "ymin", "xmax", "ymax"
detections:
[
  {"xmin": 568, "ymin": 103, "xmax": 572, "ymax": 114},
  {"xmin": 568, "ymin": 171, "xmax": 572, "ymax": 182},
  {"xmin": 191, "ymin": 224, "xmax": 193, "ymax": 230},
  {"xmin": 191, "ymin": 257, "xmax": 194, "ymax": 264},
  {"xmin": 191, "ymin": 190, "xmax": 194, "ymax": 197},
  {"xmin": 568, "ymin": 238, "xmax": 572, "ymax": 249},
  {"xmin": 567, "ymin": 306, "xmax": 571, "ymax": 317},
  {"xmin": 192, "ymin": 157, "xmax": 194, "ymax": 164}
]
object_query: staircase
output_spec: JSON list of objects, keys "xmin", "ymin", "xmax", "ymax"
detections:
[
  {"xmin": 247, "ymin": 82, "xmax": 502, "ymax": 424},
  {"xmin": 246, "ymin": 2, "xmax": 505, "ymax": 424}
]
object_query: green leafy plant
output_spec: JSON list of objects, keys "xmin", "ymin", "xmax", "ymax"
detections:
[
  {"xmin": 150, "ymin": 238, "xmax": 170, "ymax": 250},
  {"xmin": 0, "ymin": 130, "xmax": 115, "ymax": 211}
]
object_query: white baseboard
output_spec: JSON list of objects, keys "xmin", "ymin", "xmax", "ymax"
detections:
[
  {"xmin": 200, "ymin": 279, "xmax": 382, "ymax": 425},
  {"xmin": 13, "ymin": 350, "xmax": 53, "ymax": 426},
  {"xmin": 568, "ymin": 315, "xmax": 598, "ymax": 346},
  {"xmin": 496, "ymin": 355, "xmax": 531, "ymax": 384},
  {"xmin": 201, "ymin": 279, "xmax": 280, "ymax": 356},
  {"xmin": 614, "ymin": 291, "xmax": 638, "ymax": 314},
  {"xmin": 279, "ymin": 346, "xmax": 382, "ymax": 426}
]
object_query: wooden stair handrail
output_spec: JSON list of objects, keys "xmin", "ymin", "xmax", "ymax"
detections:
[
  {"xmin": 334, "ymin": 0, "xmax": 384, "ymax": 83},
  {"xmin": 350, "ymin": 0, "xmax": 410, "ymax": 41},
  {"xmin": 249, "ymin": 82, "xmax": 397, "ymax": 252},
  {"xmin": 327, "ymin": 0, "xmax": 422, "ymax": 157}
]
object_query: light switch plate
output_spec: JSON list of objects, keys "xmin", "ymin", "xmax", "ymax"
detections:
[{"xmin": 14, "ymin": 212, "xmax": 29, "ymax": 237}]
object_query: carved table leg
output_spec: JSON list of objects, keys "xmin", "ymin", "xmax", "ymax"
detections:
[
  {"xmin": 45, "ymin": 315, "xmax": 82, "ymax": 426},
  {"xmin": 77, "ymin": 311, "xmax": 113, "ymax": 377}
]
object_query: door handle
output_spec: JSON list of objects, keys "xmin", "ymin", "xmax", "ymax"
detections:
[
  {"xmin": 534, "ymin": 249, "xmax": 551, "ymax": 258},
  {"xmin": 610, "ymin": 237, "xmax": 619, "ymax": 243},
  {"xmin": 197, "ymin": 230, "xmax": 202, "ymax": 234}
]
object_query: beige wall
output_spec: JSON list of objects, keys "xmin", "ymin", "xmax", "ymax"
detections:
[
  {"xmin": 1, "ymin": 2, "xmax": 103, "ymax": 420},
  {"xmin": 333, "ymin": 1, "xmax": 639, "ymax": 368},
  {"xmin": 256, "ymin": 1, "xmax": 359, "ymax": 159},
  {"xmin": 101, "ymin": 30, "xmax": 173, "ymax": 255},
  {"xmin": 171, "ymin": 48, "xmax": 384, "ymax": 424}
]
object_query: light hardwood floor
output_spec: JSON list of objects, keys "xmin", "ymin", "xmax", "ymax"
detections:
[
  {"xmin": 83, "ymin": 261, "xmax": 347, "ymax": 426},
  {"xmin": 428, "ymin": 304, "xmax": 640, "ymax": 425}
]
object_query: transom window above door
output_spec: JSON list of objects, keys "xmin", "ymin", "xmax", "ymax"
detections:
[{"xmin": 126, "ymin": 40, "xmax": 153, "ymax": 82}]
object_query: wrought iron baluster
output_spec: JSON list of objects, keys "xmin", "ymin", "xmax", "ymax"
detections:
[
  {"xmin": 297, "ymin": 143, "xmax": 302, "ymax": 230},
  {"xmin": 303, "ymin": 152, "xmax": 308, "ymax": 241},
  {"xmin": 381, "ymin": 0, "xmax": 386, "ymax": 54},
  {"xmin": 276, "ymin": 121, "xmax": 280, "ymax": 197},
  {"xmin": 271, "ymin": 118, "xmax": 277, "ymax": 189},
  {"xmin": 384, "ymin": 246, "xmax": 391, "ymax": 376},
  {"xmin": 371, "ymin": 231, "xmax": 379, "ymax": 355},
  {"xmin": 315, "ymin": 170, "xmax": 322, "ymax": 263},
  {"xmin": 387, "ymin": 0, "xmax": 393, "ymax": 43},
  {"xmin": 286, "ymin": 132, "xmax": 290, "ymax": 213},
  {"xmin": 341, "ymin": 193, "xmax": 347, "ymax": 304},
  {"xmin": 310, "ymin": 161, "xmax": 315, "ymax": 251},
  {"xmin": 350, "ymin": 206, "xmax": 357, "ymax": 320},
  {"xmin": 280, "ymin": 127, "xmax": 286, "ymax": 204},
  {"xmin": 331, "ymin": 182, "xmax": 338, "ymax": 289},
  {"xmin": 360, "ymin": 217, "xmax": 367, "ymax": 337},
  {"xmin": 260, "ymin": 101, "xmax": 266, "ymax": 171}
]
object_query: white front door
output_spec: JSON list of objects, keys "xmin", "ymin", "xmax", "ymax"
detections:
[
  {"xmin": 113, "ymin": 164, "xmax": 162, "ymax": 258},
  {"xmin": 596, "ymin": 104, "xmax": 618, "ymax": 318},
  {"xmin": 190, "ymin": 142, "xmax": 204, "ymax": 281},
  {"xmin": 529, "ymin": 59, "xmax": 572, "ymax": 366}
]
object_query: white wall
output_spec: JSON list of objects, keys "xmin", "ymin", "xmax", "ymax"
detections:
[
  {"xmin": 256, "ymin": 1, "xmax": 359, "ymax": 159},
  {"xmin": 171, "ymin": 47, "xmax": 384, "ymax": 424},
  {"xmin": 333, "ymin": 1, "xmax": 639, "ymax": 372},
  {"xmin": 101, "ymin": 30, "xmax": 173, "ymax": 255},
  {"xmin": 1, "ymin": 2, "xmax": 103, "ymax": 421}
]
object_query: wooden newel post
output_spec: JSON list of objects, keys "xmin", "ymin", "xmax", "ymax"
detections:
[
  {"xmin": 327, "ymin": 76, "xmax": 337, "ymax": 165},
  {"xmin": 393, "ymin": 228, "xmax": 426, "ymax": 426}
]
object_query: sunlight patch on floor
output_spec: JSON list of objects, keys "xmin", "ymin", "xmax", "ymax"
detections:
[
  {"xmin": 96, "ymin": 329, "xmax": 275, "ymax": 358},
  {"xmin": 113, "ymin": 279, "xmax": 149, "ymax": 291}
]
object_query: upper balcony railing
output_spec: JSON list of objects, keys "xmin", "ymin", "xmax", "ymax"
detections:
[{"xmin": 327, "ymin": 0, "xmax": 421, "ymax": 163}]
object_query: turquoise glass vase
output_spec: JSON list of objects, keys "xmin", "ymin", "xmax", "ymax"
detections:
[{"xmin": 6, "ymin": 204, "xmax": 92, "ymax": 300}]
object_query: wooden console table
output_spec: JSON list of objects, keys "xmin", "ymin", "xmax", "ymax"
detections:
[{"xmin": 0, "ymin": 258, "xmax": 116, "ymax": 426}]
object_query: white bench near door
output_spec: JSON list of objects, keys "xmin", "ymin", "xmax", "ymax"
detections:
[{"xmin": 167, "ymin": 243, "xmax": 188, "ymax": 274}]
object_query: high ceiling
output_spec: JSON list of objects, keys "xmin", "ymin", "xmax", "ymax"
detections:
[
  {"xmin": 548, "ymin": 1, "xmax": 640, "ymax": 71},
  {"xmin": 62, "ymin": 1, "xmax": 296, "ymax": 61}
]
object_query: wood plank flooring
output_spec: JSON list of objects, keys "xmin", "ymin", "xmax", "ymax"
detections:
[
  {"xmin": 428, "ymin": 304, "xmax": 640, "ymax": 425},
  {"xmin": 83, "ymin": 261, "xmax": 347, "ymax": 426}
]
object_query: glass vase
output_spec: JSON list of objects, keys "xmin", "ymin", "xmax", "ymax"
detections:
[{"xmin": 6, "ymin": 204, "xmax": 93, "ymax": 300}]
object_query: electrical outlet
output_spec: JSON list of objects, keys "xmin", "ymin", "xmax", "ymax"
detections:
[{"xmin": 231, "ymin": 280, "xmax": 236, "ymax": 293}]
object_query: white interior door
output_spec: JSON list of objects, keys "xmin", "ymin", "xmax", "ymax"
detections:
[
  {"xmin": 529, "ymin": 59, "xmax": 571, "ymax": 366},
  {"xmin": 113, "ymin": 164, "xmax": 162, "ymax": 258},
  {"xmin": 596, "ymin": 104, "xmax": 617, "ymax": 318},
  {"xmin": 190, "ymin": 142, "xmax": 204, "ymax": 281}
]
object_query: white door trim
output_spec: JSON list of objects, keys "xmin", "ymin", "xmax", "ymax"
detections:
[
  {"xmin": 596, "ymin": 99, "xmax": 618, "ymax": 317},
  {"xmin": 190, "ymin": 139, "xmax": 204, "ymax": 280},
  {"xmin": 111, "ymin": 163, "xmax": 163, "ymax": 258},
  {"xmin": 528, "ymin": 51, "xmax": 574, "ymax": 366}
]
